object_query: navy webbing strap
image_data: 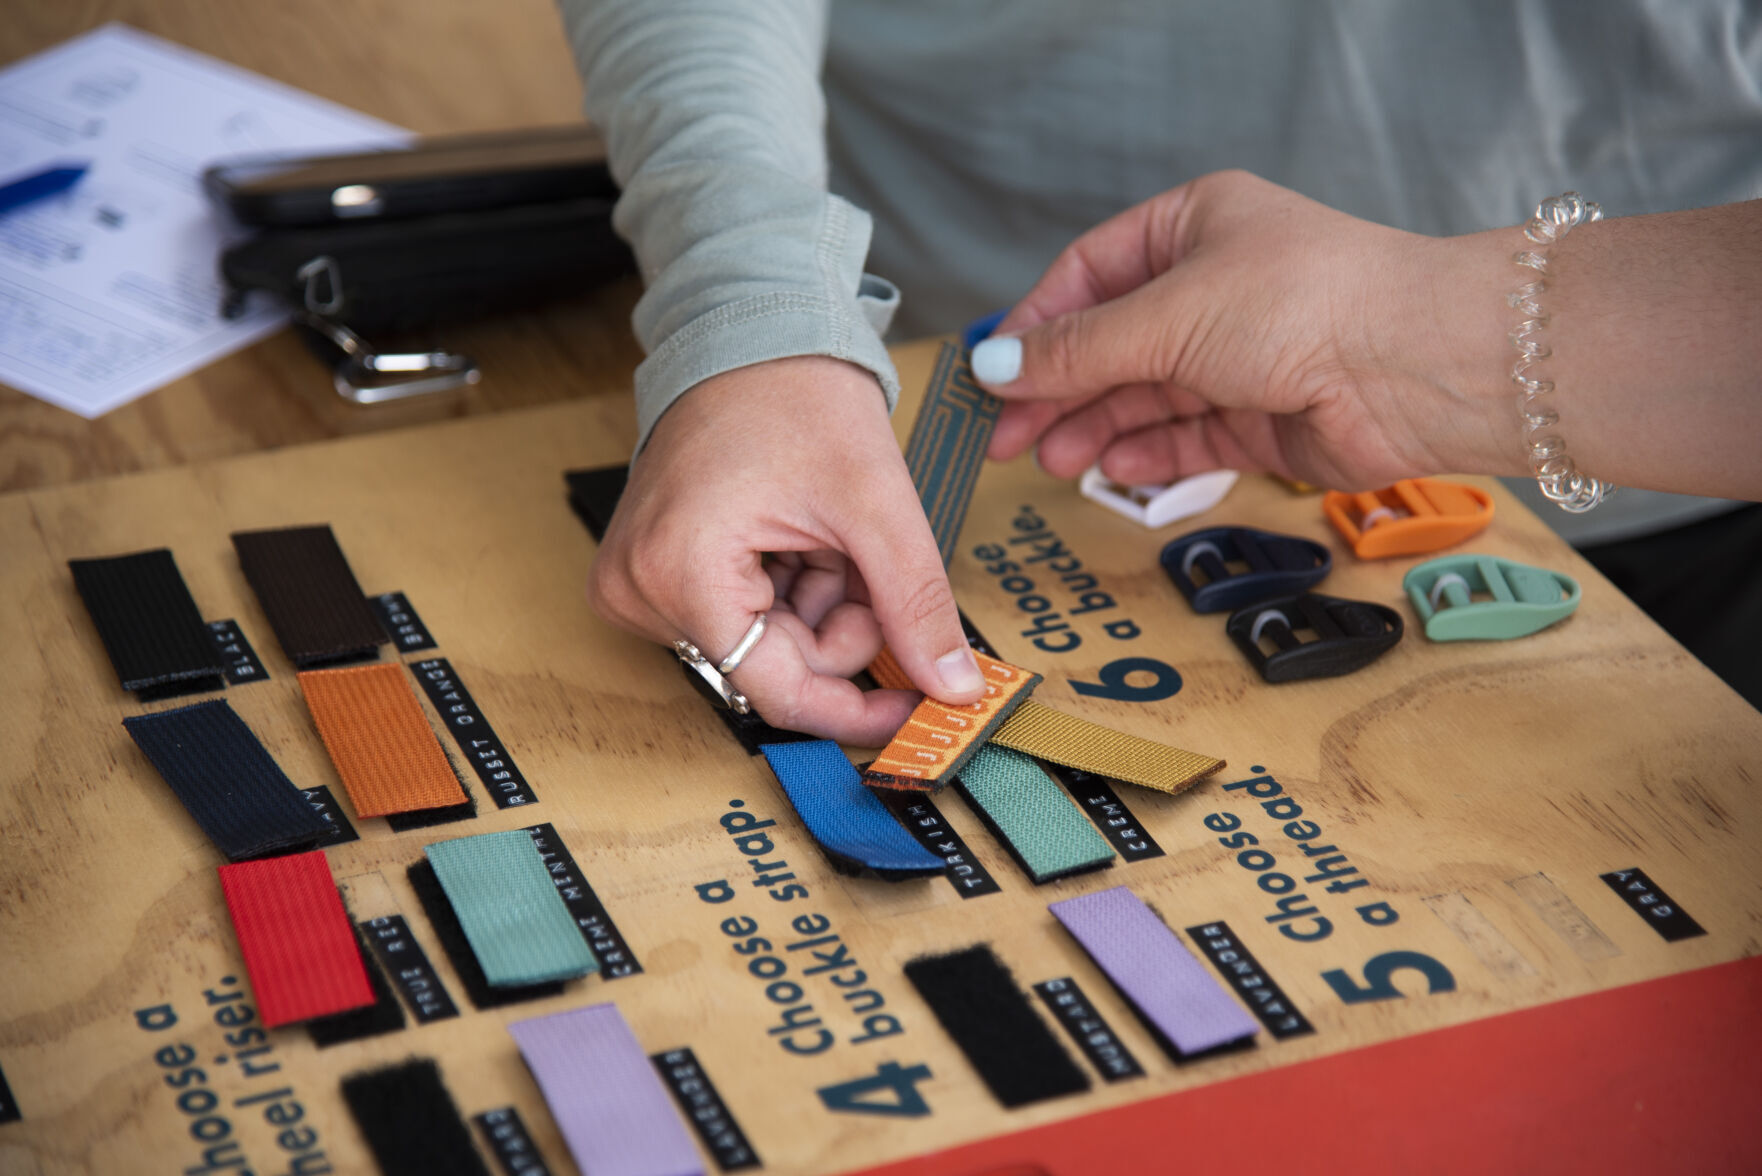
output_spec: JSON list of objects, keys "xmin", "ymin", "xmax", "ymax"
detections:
[
  {"xmin": 123, "ymin": 699, "xmax": 330, "ymax": 861},
  {"xmin": 758, "ymin": 741, "xmax": 943, "ymax": 877},
  {"xmin": 70, "ymin": 548, "xmax": 224, "ymax": 698},
  {"xmin": 231, "ymin": 525, "xmax": 387, "ymax": 668}
]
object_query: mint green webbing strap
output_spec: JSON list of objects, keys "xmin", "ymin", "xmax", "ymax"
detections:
[
  {"xmin": 959, "ymin": 745, "xmax": 1115, "ymax": 882},
  {"xmin": 424, "ymin": 830, "xmax": 598, "ymax": 987}
]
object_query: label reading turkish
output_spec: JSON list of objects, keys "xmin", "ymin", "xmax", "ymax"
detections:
[{"xmin": 874, "ymin": 790, "xmax": 1002, "ymax": 898}]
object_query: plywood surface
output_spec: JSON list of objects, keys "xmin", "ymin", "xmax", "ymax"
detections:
[{"xmin": 2, "ymin": 340, "xmax": 1759, "ymax": 1176}]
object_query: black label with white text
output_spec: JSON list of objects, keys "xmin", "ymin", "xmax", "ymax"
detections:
[
  {"xmin": 359, "ymin": 915, "xmax": 460, "ymax": 1024},
  {"xmin": 651, "ymin": 1047, "xmax": 761, "ymax": 1170},
  {"xmin": 1186, "ymin": 920, "xmax": 1314, "ymax": 1039},
  {"xmin": 409, "ymin": 657, "xmax": 538, "ymax": 808},
  {"xmin": 524, "ymin": 823, "xmax": 642, "ymax": 977},
  {"xmin": 874, "ymin": 790, "xmax": 1002, "ymax": 898},
  {"xmin": 1047, "ymin": 764, "xmax": 1164, "ymax": 862},
  {"xmin": 301, "ymin": 785, "xmax": 359, "ymax": 847},
  {"xmin": 370, "ymin": 591, "xmax": 438, "ymax": 653},
  {"xmin": 473, "ymin": 1106, "xmax": 554, "ymax": 1176},
  {"xmin": 1600, "ymin": 867, "xmax": 1707, "ymax": 942},
  {"xmin": 207, "ymin": 619, "xmax": 269, "ymax": 685},
  {"xmin": 1033, "ymin": 977, "xmax": 1144, "ymax": 1082}
]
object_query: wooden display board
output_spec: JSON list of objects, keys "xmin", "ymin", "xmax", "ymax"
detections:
[{"xmin": 2, "ymin": 341, "xmax": 1759, "ymax": 1176}]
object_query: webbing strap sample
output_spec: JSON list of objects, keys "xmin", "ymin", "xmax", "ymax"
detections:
[
  {"xmin": 299, "ymin": 662, "xmax": 468, "ymax": 817},
  {"xmin": 123, "ymin": 699, "xmax": 331, "ymax": 861},
  {"xmin": 307, "ymin": 927, "xmax": 407, "ymax": 1047},
  {"xmin": 864, "ymin": 651, "xmax": 1041, "ymax": 791},
  {"xmin": 508, "ymin": 1003, "xmax": 705, "ymax": 1176},
  {"xmin": 1048, "ymin": 885, "xmax": 1259, "ymax": 1057},
  {"xmin": 231, "ymin": 525, "xmax": 387, "ymax": 667},
  {"xmin": 407, "ymin": 860, "xmax": 564, "ymax": 1009},
  {"xmin": 424, "ymin": 831, "xmax": 598, "ymax": 987},
  {"xmin": 217, "ymin": 850, "xmax": 374, "ymax": 1027},
  {"xmin": 992, "ymin": 700, "xmax": 1225, "ymax": 795},
  {"xmin": 69, "ymin": 548, "xmax": 224, "ymax": 697},
  {"xmin": 902, "ymin": 944, "xmax": 1090, "ymax": 1108},
  {"xmin": 904, "ymin": 342, "xmax": 1002, "ymax": 566},
  {"xmin": 759, "ymin": 741, "xmax": 944, "ymax": 876},
  {"xmin": 957, "ymin": 745, "xmax": 1115, "ymax": 882},
  {"xmin": 340, "ymin": 1058, "xmax": 492, "ymax": 1176}
]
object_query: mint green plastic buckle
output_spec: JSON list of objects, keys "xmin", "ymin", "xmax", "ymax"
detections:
[{"xmin": 1403, "ymin": 554, "xmax": 1581, "ymax": 641}]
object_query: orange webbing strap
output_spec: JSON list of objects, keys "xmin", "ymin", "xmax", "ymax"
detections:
[
  {"xmin": 299, "ymin": 662, "xmax": 468, "ymax": 818},
  {"xmin": 863, "ymin": 651, "xmax": 1040, "ymax": 792},
  {"xmin": 990, "ymin": 701, "xmax": 1224, "ymax": 796}
]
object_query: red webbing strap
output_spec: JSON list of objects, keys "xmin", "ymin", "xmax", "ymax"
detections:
[{"xmin": 218, "ymin": 850, "xmax": 375, "ymax": 1027}]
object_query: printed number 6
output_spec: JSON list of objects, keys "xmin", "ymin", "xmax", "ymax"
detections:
[
  {"xmin": 1068, "ymin": 656, "xmax": 1182, "ymax": 703},
  {"xmin": 1322, "ymin": 950, "xmax": 1456, "ymax": 1005}
]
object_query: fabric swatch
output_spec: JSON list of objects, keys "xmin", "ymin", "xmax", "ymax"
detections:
[
  {"xmin": 507, "ymin": 1003, "xmax": 704, "ymax": 1176},
  {"xmin": 407, "ymin": 859, "xmax": 564, "ymax": 1009},
  {"xmin": 991, "ymin": 700, "xmax": 1224, "ymax": 796},
  {"xmin": 340, "ymin": 1057, "xmax": 492, "ymax": 1176},
  {"xmin": 864, "ymin": 651, "xmax": 1041, "ymax": 791},
  {"xmin": 123, "ymin": 699, "xmax": 330, "ymax": 861},
  {"xmin": 1048, "ymin": 885, "xmax": 1259, "ymax": 1057},
  {"xmin": 902, "ymin": 944, "xmax": 1090, "ymax": 1108},
  {"xmin": 956, "ymin": 744, "xmax": 1115, "ymax": 882},
  {"xmin": 758, "ymin": 741, "xmax": 944, "ymax": 876},
  {"xmin": 231, "ymin": 524, "xmax": 387, "ymax": 667},
  {"xmin": 69, "ymin": 547, "xmax": 224, "ymax": 697},
  {"xmin": 217, "ymin": 850, "xmax": 374, "ymax": 1027},
  {"xmin": 904, "ymin": 342, "xmax": 1002, "ymax": 566},
  {"xmin": 299, "ymin": 661, "xmax": 469, "ymax": 818},
  {"xmin": 307, "ymin": 926, "xmax": 407, "ymax": 1047},
  {"xmin": 424, "ymin": 830, "xmax": 598, "ymax": 987}
]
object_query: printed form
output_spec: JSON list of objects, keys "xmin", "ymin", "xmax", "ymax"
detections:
[{"xmin": 0, "ymin": 24, "xmax": 408, "ymax": 417}]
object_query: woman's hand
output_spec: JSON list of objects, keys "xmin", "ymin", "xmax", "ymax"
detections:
[
  {"xmin": 588, "ymin": 356, "xmax": 985, "ymax": 745},
  {"xmin": 975, "ymin": 170, "xmax": 1516, "ymax": 490}
]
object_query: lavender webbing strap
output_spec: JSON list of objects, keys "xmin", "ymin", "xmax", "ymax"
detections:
[
  {"xmin": 507, "ymin": 1003, "xmax": 703, "ymax": 1176},
  {"xmin": 1048, "ymin": 885, "xmax": 1258, "ymax": 1055}
]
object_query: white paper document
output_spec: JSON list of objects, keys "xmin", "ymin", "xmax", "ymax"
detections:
[{"xmin": 0, "ymin": 24, "xmax": 409, "ymax": 417}]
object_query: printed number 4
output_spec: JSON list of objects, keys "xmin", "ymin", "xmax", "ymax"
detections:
[
  {"xmin": 1323, "ymin": 950, "xmax": 1456, "ymax": 1005},
  {"xmin": 818, "ymin": 1062, "xmax": 933, "ymax": 1117}
]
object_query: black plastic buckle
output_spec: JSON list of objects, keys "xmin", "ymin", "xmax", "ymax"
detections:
[
  {"xmin": 1161, "ymin": 527, "xmax": 1332, "ymax": 613},
  {"xmin": 1225, "ymin": 592, "xmax": 1403, "ymax": 683}
]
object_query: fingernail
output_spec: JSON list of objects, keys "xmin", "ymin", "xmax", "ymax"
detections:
[
  {"xmin": 936, "ymin": 647, "xmax": 984, "ymax": 695},
  {"xmin": 971, "ymin": 336, "xmax": 1022, "ymax": 386}
]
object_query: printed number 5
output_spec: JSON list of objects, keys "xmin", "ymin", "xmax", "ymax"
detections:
[{"xmin": 1323, "ymin": 950, "xmax": 1456, "ymax": 1005}]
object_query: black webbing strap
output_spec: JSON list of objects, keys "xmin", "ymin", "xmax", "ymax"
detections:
[
  {"xmin": 231, "ymin": 525, "xmax": 387, "ymax": 668},
  {"xmin": 339, "ymin": 1058, "xmax": 491, "ymax": 1176},
  {"xmin": 69, "ymin": 548, "xmax": 224, "ymax": 698},
  {"xmin": 123, "ymin": 699, "xmax": 330, "ymax": 861}
]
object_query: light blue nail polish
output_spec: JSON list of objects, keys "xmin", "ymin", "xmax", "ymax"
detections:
[{"xmin": 971, "ymin": 336, "xmax": 1022, "ymax": 386}]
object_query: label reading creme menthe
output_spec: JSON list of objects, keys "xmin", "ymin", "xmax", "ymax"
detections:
[{"xmin": 524, "ymin": 823, "xmax": 642, "ymax": 977}]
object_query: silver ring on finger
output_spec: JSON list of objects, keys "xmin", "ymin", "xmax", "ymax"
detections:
[{"xmin": 717, "ymin": 612, "xmax": 769, "ymax": 675}]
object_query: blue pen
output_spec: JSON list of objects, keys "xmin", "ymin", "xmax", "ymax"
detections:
[{"xmin": 0, "ymin": 164, "xmax": 90, "ymax": 217}]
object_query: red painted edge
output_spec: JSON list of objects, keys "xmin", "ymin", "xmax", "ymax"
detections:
[{"xmin": 850, "ymin": 955, "xmax": 1762, "ymax": 1175}]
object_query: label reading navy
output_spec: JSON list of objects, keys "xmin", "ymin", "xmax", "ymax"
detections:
[
  {"xmin": 651, "ymin": 1047, "xmax": 761, "ymax": 1170},
  {"xmin": 525, "ymin": 823, "xmax": 642, "ymax": 977},
  {"xmin": 207, "ymin": 619, "xmax": 269, "ymax": 685},
  {"xmin": 301, "ymin": 785, "xmax": 359, "ymax": 847},
  {"xmin": 1600, "ymin": 867, "xmax": 1706, "ymax": 942},
  {"xmin": 874, "ymin": 790, "xmax": 1001, "ymax": 898},
  {"xmin": 1033, "ymin": 977, "xmax": 1144, "ymax": 1081},
  {"xmin": 409, "ymin": 657, "xmax": 538, "ymax": 808},
  {"xmin": 370, "ymin": 591, "xmax": 438, "ymax": 652},
  {"xmin": 1186, "ymin": 921, "xmax": 1314, "ymax": 1039},
  {"xmin": 473, "ymin": 1107, "xmax": 554, "ymax": 1176},
  {"xmin": 360, "ymin": 915, "xmax": 460, "ymax": 1023}
]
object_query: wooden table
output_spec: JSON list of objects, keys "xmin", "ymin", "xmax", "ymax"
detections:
[
  {"xmin": 0, "ymin": 0, "xmax": 645, "ymax": 492},
  {"xmin": 2, "ymin": 339, "xmax": 1759, "ymax": 1176}
]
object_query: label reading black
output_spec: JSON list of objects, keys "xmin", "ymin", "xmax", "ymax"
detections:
[
  {"xmin": 1600, "ymin": 867, "xmax": 1707, "ymax": 942},
  {"xmin": 206, "ymin": 619, "xmax": 269, "ymax": 686},
  {"xmin": 650, "ymin": 1047, "xmax": 762, "ymax": 1171},
  {"xmin": 1033, "ymin": 977, "xmax": 1144, "ymax": 1082},
  {"xmin": 524, "ymin": 823, "xmax": 642, "ymax": 977},
  {"xmin": 0, "ymin": 1057, "xmax": 20, "ymax": 1124},
  {"xmin": 359, "ymin": 914, "xmax": 460, "ymax": 1024},
  {"xmin": 301, "ymin": 785, "xmax": 359, "ymax": 847},
  {"xmin": 874, "ymin": 790, "xmax": 1001, "ymax": 898},
  {"xmin": 1186, "ymin": 921, "xmax": 1314, "ymax": 1039},
  {"xmin": 1047, "ymin": 764, "xmax": 1164, "ymax": 862},
  {"xmin": 370, "ymin": 591, "xmax": 438, "ymax": 653},
  {"xmin": 409, "ymin": 657, "xmax": 539, "ymax": 808},
  {"xmin": 472, "ymin": 1106, "xmax": 554, "ymax": 1176}
]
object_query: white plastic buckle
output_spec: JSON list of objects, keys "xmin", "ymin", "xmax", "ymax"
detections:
[{"xmin": 1079, "ymin": 466, "xmax": 1239, "ymax": 529}]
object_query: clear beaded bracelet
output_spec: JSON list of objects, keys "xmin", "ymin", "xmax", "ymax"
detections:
[{"xmin": 1508, "ymin": 192, "xmax": 1613, "ymax": 513}]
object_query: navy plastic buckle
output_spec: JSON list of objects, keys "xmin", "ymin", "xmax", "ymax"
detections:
[
  {"xmin": 1225, "ymin": 592, "xmax": 1403, "ymax": 683},
  {"xmin": 1161, "ymin": 527, "xmax": 1332, "ymax": 613}
]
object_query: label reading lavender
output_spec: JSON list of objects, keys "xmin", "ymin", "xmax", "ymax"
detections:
[
  {"xmin": 1048, "ymin": 764, "xmax": 1164, "ymax": 861},
  {"xmin": 370, "ymin": 591, "xmax": 438, "ymax": 653},
  {"xmin": 874, "ymin": 789, "xmax": 1001, "ymax": 898},
  {"xmin": 1033, "ymin": 977, "xmax": 1144, "ymax": 1082},
  {"xmin": 524, "ymin": 823, "xmax": 641, "ymax": 977},
  {"xmin": 206, "ymin": 618, "xmax": 269, "ymax": 685},
  {"xmin": 1186, "ymin": 921, "xmax": 1313, "ymax": 1039},
  {"xmin": 300, "ymin": 785, "xmax": 359, "ymax": 847},
  {"xmin": 1600, "ymin": 867, "xmax": 1707, "ymax": 942},
  {"xmin": 473, "ymin": 1106, "xmax": 554, "ymax": 1176},
  {"xmin": 651, "ymin": 1047, "xmax": 761, "ymax": 1171},
  {"xmin": 360, "ymin": 914, "xmax": 460, "ymax": 1024},
  {"xmin": 409, "ymin": 657, "xmax": 538, "ymax": 808}
]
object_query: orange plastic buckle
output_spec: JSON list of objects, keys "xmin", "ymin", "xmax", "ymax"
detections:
[{"xmin": 1322, "ymin": 478, "xmax": 1494, "ymax": 559}]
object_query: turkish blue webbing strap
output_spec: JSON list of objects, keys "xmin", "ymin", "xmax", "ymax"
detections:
[{"xmin": 759, "ymin": 741, "xmax": 944, "ymax": 875}]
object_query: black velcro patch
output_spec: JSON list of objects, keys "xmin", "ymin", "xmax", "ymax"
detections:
[{"xmin": 340, "ymin": 1057, "xmax": 490, "ymax": 1176}]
